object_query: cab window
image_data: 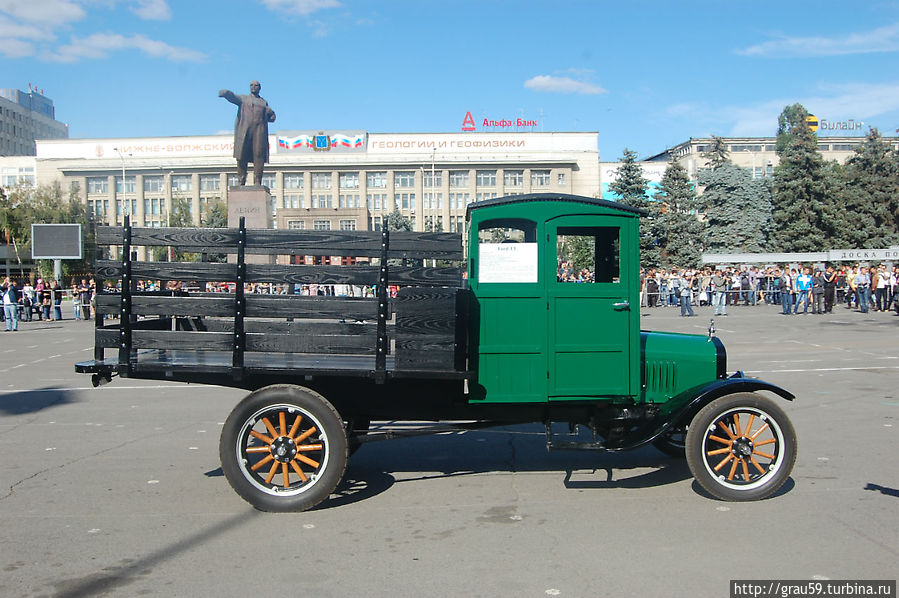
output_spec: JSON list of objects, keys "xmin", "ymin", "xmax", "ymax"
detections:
[
  {"xmin": 477, "ymin": 218, "xmax": 538, "ymax": 283},
  {"xmin": 557, "ymin": 226, "xmax": 620, "ymax": 283}
]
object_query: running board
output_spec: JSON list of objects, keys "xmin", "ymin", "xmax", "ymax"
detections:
[{"xmin": 545, "ymin": 422, "xmax": 607, "ymax": 451}]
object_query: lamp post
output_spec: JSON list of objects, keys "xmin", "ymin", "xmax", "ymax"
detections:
[{"xmin": 113, "ymin": 147, "xmax": 131, "ymax": 218}]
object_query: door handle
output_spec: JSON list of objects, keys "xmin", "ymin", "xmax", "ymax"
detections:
[{"xmin": 612, "ymin": 301, "xmax": 630, "ymax": 311}]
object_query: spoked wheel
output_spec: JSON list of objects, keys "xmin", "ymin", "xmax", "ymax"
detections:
[
  {"xmin": 652, "ymin": 425, "xmax": 686, "ymax": 458},
  {"xmin": 686, "ymin": 392, "xmax": 797, "ymax": 501},
  {"xmin": 220, "ymin": 384, "xmax": 347, "ymax": 512}
]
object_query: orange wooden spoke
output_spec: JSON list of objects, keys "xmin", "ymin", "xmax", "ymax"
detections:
[
  {"xmin": 282, "ymin": 463, "xmax": 289, "ymax": 488},
  {"xmin": 707, "ymin": 447, "xmax": 732, "ymax": 456},
  {"xmin": 743, "ymin": 414, "xmax": 756, "ymax": 438},
  {"xmin": 262, "ymin": 417, "xmax": 279, "ymax": 439},
  {"xmin": 753, "ymin": 450, "xmax": 776, "ymax": 460},
  {"xmin": 279, "ymin": 411, "xmax": 287, "ymax": 437},
  {"xmin": 287, "ymin": 415, "xmax": 302, "ymax": 439},
  {"xmin": 250, "ymin": 430, "xmax": 273, "ymax": 444},
  {"xmin": 295, "ymin": 454, "xmax": 320, "ymax": 468},
  {"xmin": 749, "ymin": 456, "xmax": 766, "ymax": 474},
  {"xmin": 290, "ymin": 460, "xmax": 308, "ymax": 482},
  {"xmin": 294, "ymin": 426, "xmax": 318, "ymax": 443},
  {"xmin": 709, "ymin": 434, "xmax": 733, "ymax": 446},
  {"xmin": 714, "ymin": 453, "xmax": 734, "ymax": 472},
  {"xmin": 754, "ymin": 438, "xmax": 777, "ymax": 447},
  {"xmin": 265, "ymin": 461, "xmax": 279, "ymax": 484},
  {"xmin": 717, "ymin": 421, "xmax": 736, "ymax": 440},
  {"xmin": 727, "ymin": 457, "xmax": 739, "ymax": 481},
  {"xmin": 250, "ymin": 454, "xmax": 274, "ymax": 471},
  {"xmin": 741, "ymin": 458, "xmax": 751, "ymax": 482},
  {"xmin": 296, "ymin": 443, "xmax": 323, "ymax": 452},
  {"xmin": 734, "ymin": 413, "xmax": 742, "ymax": 437},
  {"xmin": 750, "ymin": 423, "xmax": 770, "ymax": 440},
  {"xmin": 245, "ymin": 446, "xmax": 271, "ymax": 454}
]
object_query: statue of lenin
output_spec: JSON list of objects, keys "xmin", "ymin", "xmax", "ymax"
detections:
[{"xmin": 219, "ymin": 80, "xmax": 276, "ymax": 186}]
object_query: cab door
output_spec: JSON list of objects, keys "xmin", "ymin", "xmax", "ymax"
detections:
[{"xmin": 546, "ymin": 215, "xmax": 638, "ymax": 399}]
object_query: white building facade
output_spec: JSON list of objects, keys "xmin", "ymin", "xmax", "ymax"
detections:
[{"xmin": 29, "ymin": 131, "xmax": 600, "ymax": 234}]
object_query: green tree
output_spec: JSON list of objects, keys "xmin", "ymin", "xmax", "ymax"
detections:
[
  {"xmin": 201, "ymin": 199, "xmax": 228, "ymax": 262},
  {"xmin": 655, "ymin": 159, "xmax": 705, "ymax": 267},
  {"xmin": 385, "ymin": 206, "xmax": 412, "ymax": 232},
  {"xmin": 770, "ymin": 103, "xmax": 832, "ymax": 252},
  {"xmin": 698, "ymin": 163, "xmax": 773, "ymax": 253},
  {"xmin": 608, "ymin": 148, "xmax": 657, "ymax": 264},
  {"xmin": 840, "ymin": 128, "xmax": 899, "ymax": 246},
  {"xmin": 701, "ymin": 135, "xmax": 730, "ymax": 168}
]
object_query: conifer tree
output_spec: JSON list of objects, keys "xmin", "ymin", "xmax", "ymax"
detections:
[
  {"xmin": 698, "ymin": 162, "xmax": 772, "ymax": 253},
  {"xmin": 840, "ymin": 128, "xmax": 899, "ymax": 246},
  {"xmin": 655, "ymin": 159, "xmax": 704, "ymax": 267},
  {"xmin": 608, "ymin": 148, "xmax": 658, "ymax": 264},
  {"xmin": 770, "ymin": 103, "xmax": 832, "ymax": 252}
]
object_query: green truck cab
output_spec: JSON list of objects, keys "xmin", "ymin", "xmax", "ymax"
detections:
[{"xmin": 77, "ymin": 193, "xmax": 797, "ymax": 511}]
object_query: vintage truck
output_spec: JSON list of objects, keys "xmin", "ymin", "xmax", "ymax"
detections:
[{"xmin": 77, "ymin": 193, "xmax": 797, "ymax": 511}]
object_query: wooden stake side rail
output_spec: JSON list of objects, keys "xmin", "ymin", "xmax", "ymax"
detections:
[
  {"xmin": 96, "ymin": 226, "xmax": 463, "ymax": 260},
  {"xmin": 94, "ymin": 220, "xmax": 467, "ymax": 381}
]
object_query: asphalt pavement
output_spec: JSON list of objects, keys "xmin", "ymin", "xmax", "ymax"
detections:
[{"xmin": 0, "ymin": 303, "xmax": 897, "ymax": 597}]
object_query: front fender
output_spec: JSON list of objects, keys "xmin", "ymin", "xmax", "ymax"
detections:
[{"xmin": 635, "ymin": 372, "xmax": 794, "ymax": 450}]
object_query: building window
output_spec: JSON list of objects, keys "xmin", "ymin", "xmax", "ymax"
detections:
[
  {"xmin": 87, "ymin": 177, "xmax": 108, "ymax": 194},
  {"xmin": 260, "ymin": 173, "xmax": 276, "ymax": 189},
  {"xmin": 476, "ymin": 192, "xmax": 497, "ymax": 201},
  {"xmin": 367, "ymin": 171, "xmax": 387, "ymax": 188},
  {"xmin": 312, "ymin": 194, "xmax": 332, "ymax": 209},
  {"xmin": 423, "ymin": 171, "xmax": 442, "ymax": 187},
  {"xmin": 394, "ymin": 171, "xmax": 415, "ymax": 188},
  {"xmin": 143, "ymin": 175, "xmax": 164, "ymax": 193},
  {"xmin": 339, "ymin": 219, "xmax": 357, "ymax": 231},
  {"xmin": 504, "ymin": 170, "xmax": 523, "ymax": 186},
  {"xmin": 449, "ymin": 171, "xmax": 469, "ymax": 187},
  {"xmin": 200, "ymin": 175, "xmax": 220, "ymax": 192},
  {"xmin": 423, "ymin": 192, "xmax": 444, "ymax": 209},
  {"xmin": 227, "ymin": 174, "xmax": 241, "ymax": 188},
  {"xmin": 287, "ymin": 220, "xmax": 305, "ymax": 230},
  {"xmin": 371, "ymin": 216, "xmax": 382, "ymax": 231},
  {"xmin": 171, "ymin": 175, "xmax": 192, "ymax": 192},
  {"xmin": 339, "ymin": 193, "xmax": 361, "ymax": 208},
  {"xmin": 283, "ymin": 194, "xmax": 301, "ymax": 209},
  {"xmin": 831, "ymin": 144, "xmax": 855, "ymax": 151},
  {"xmin": 476, "ymin": 170, "xmax": 496, "ymax": 187},
  {"xmin": 115, "ymin": 176, "xmax": 136, "ymax": 194},
  {"xmin": 557, "ymin": 173, "xmax": 567, "ymax": 186},
  {"xmin": 339, "ymin": 172, "xmax": 359, "ymax": 189},
  {"xmin": 311, "ymin": 172, "xmax": 331, "ymax": 189},
  {"xmin": 367, "ymin": 193, "xmax": 387, "ymax": 210},
  {"xmin": 313, "ymin": 219, "xmax": 331, "ymax": 231},
  {"xmin": 531, "ymin": 170, "xmax": 551, "ymax": 187},
  {"xmin": 284, "ymin": 173, "xmax": 304, "ymax": 189},
  {"xmin": 449, "ymin": 193, "xmax": 470, "ymax": 209}
]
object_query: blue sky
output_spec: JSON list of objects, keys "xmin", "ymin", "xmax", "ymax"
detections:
[{"xmin": 2, "ymin": 0, "xmax": 899, "ymax": 160}]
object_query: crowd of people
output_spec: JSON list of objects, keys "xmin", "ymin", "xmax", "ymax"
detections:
[
  {"xmin": 2, "ymin": 276, "xmax": 97, "ymax": 331},
  {"xmin": 640, "ymin": 264, "xmax": 899, "ymax": 316}
]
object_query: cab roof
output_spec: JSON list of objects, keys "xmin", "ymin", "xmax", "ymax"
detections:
[{"xmin": 465, "ymin": 193, "xmax": 648, "ymax": 220}]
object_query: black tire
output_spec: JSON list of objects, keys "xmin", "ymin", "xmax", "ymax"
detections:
[
  {"xmin": 220, "ymin": 384, "xmax": 348, "ymax": 512},
  {"xmin": 652, "ymin": 425, "xmax": 686, "ymax": 458},
  {"xmin": 686, "ymin": 392, "xmax": 797, "ymax": 501}
]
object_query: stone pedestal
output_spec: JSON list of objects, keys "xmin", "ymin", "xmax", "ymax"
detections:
[{"xmin": 227, "ymin": 185, "xmax": 273, "ymax": 264}]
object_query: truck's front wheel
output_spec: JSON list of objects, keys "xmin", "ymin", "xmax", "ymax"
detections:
[
  {"xmin": 686, "ymin": 392, "xmax": 797, "ymax": 501},
  {"xmin": 220, "ymin": 385, "xmax": 348, "ymax": 512}
]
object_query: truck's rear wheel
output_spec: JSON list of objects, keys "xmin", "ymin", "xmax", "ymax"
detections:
[
  {"xmin": 220, "ymin": 384, "xmax": 348, "ymax": 512},
  {"xmin": 686, "ymin": 392, "xmax": 796, "ymax": 501}
]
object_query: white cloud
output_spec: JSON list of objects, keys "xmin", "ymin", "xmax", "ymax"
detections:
[
  {"xmin": 524, "ymin": 74, "xmax": 607, "ymax": 95},
  {"xmin": 0, "ymin": 37, "xmax": 35, "ymax": 57},
  {"xmin": 45, "ymin": 32, "xmax": 207, "ymax": 62},
  {"xmin": 737, "ymin": 23, "xmax": 899, "ymax": 58},
  {"xmin": 132, "ymin": 0, "xmax": 172, "ymax": 20},
  {"xmin": 0, "ymin": 0, "xmax": 85, "ymax": 27},
  {"xmin": 664, "ymin": 82, "xmax": 899, "ymax": 137},
  {"xmin": 260, "ymin": 0, "xmax": 341, "ymax": 16}
]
